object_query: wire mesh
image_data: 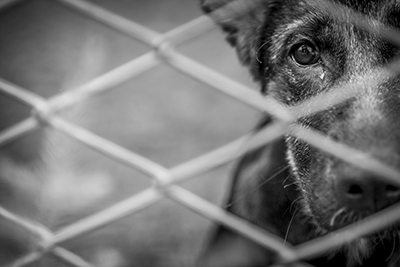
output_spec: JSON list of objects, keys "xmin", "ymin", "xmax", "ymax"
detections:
[{"xmin": 0, "ymin": 0, "xmax": 400, "ymax": 266}]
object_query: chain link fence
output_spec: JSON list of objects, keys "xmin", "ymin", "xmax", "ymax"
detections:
[{"xmin": 1, "ymin": 0, "xmax": 400, "ymax": 266}]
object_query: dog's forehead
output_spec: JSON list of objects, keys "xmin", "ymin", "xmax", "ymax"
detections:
[
  {"xmin": 272, "ymin": 0, "xmax": 400, "ymax": 46},
  {"xmin": 332, "ymin": 0, "xmax": 387, "ymax": 14},
  {"xmin": 295, "ymin": 0, "xmax": 400, "ymax": 26}
]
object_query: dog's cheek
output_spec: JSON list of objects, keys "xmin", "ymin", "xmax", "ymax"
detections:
[
  {"xmin": 307, "ymin": 158, "xmax": 341, "ymax": 230},
  {"xmin": 285, "ymin": 136, "xmax": 311, "ymax": 180},
  {"xmin": 270, "ymin": 64, "xmax": 328, "ymax": 105},
  {"xmin": 284, "ymin": 136, "xmax": 318, "ymax": 202},
  {"xmin": 285, "ymin": 136, "xmax": 340, "ymax": 229}
]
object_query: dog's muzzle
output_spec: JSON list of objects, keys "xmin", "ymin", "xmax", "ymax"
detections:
[{"xmin": 330, "ymin": 161, "xmax": 400, "ymax": 214}]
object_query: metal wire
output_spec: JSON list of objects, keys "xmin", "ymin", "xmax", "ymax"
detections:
[{"xmin": 1, "ymin": 0, "xmax": 400, "ymax": 266}]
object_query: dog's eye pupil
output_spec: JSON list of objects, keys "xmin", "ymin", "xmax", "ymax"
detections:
[{"xmin": 291, "ymin": 43, "xmax": 319, "ymax": 65}]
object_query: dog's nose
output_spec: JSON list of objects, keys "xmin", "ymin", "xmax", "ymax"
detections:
[{"xmin": 336, "ymin": 176, "xmax": 400, "ymax": 212}]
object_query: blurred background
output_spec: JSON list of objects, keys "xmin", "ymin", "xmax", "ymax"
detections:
[{"xmin": 0, "ymin": 0, "xmax": 261, "ymax": 266}]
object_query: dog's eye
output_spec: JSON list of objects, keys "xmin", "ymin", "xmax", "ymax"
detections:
[{"xmin": 290, "ymin": 42, "xmax": 319, "ymax": 66}]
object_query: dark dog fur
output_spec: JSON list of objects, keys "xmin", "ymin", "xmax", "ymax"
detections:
[{"xmin": 200, "ymin": 0, "xmax": 400, "ymax": 266}]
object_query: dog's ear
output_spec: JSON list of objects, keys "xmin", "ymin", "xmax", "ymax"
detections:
[{"xmin": 201, "ymin": 0, "xmax": 280, "ymax": 81}]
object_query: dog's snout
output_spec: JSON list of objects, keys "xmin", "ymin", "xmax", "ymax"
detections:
[{"xmin": 336, "ymin": 175, "xmax": 400, "ymax": 212}]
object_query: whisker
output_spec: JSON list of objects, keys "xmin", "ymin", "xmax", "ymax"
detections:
[
  {"xmin": 255, "ymin": 41, "xmax": 269, "ymax": 64},
  {"xmin": 282, "ymin": 172, "xmax": 292, "ymax": 185},
  {"xmin": 386, "ymin": 232, "xmax": 396, "ymax": 262},
  {"xmin": 225, "ymin": 166, "xmax": 289, "ymax": 208},
  {"xmin": 283, "ymin": 181, "xmax": 297, "ymax": 189},
  {"xmin": 343, "ymin": 210, "xmax": 355, "ymax": 225},
  {"xmin": 330, "ymin": 207, "xmax": 347, "ymax": 227},
  {"xmin": 289, "ymin": 197, "xmax": 301, "ymax": 213},
  {"xmin": 282, "ymin": 196, "xmax": 302, "ymax": 217},
  {"xmin": 392, "ymin": 233, "xmax": 400, "ymax": 264},
  {"xmin": 283, "ymin": 208, "xmax": 298, "ymax": 246}
]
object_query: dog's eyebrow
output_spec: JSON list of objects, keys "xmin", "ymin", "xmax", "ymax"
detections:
[
  {"xmin": 270, "ymin": 14, "xmax": 328, "ymax": 46},
  {"xmin": 280, "ymin": 19, "xmax": 309, "ymax": 32},
  {"xmin": 275, "ymin": 4, "xmax": 331, "ymax": 36}
]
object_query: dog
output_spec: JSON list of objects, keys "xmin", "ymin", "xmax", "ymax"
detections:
[{"xmin": 199, "ymin": 0, "xmax": 400, "ymax": 266}]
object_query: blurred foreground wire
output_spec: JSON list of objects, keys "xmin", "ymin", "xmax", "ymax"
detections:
[{"xmin": 1, "ymin": 0, "xmax": 400, "ymax": 266}]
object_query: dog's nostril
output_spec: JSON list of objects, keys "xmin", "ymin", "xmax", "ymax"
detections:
[
  {"xmin": 346, "ymin": 184, "xmax": 364, "ymax": 198},
  {"xmin": 385, "ymin": 185, "xmax": 398, "ymax": 191},
  {"xmin": 385, "ymin": 184, "xmax": 400, "ymax": 197},
  {"xmin": 336, "ymin": 173, "xmax": 400, "ymax": 212}
]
